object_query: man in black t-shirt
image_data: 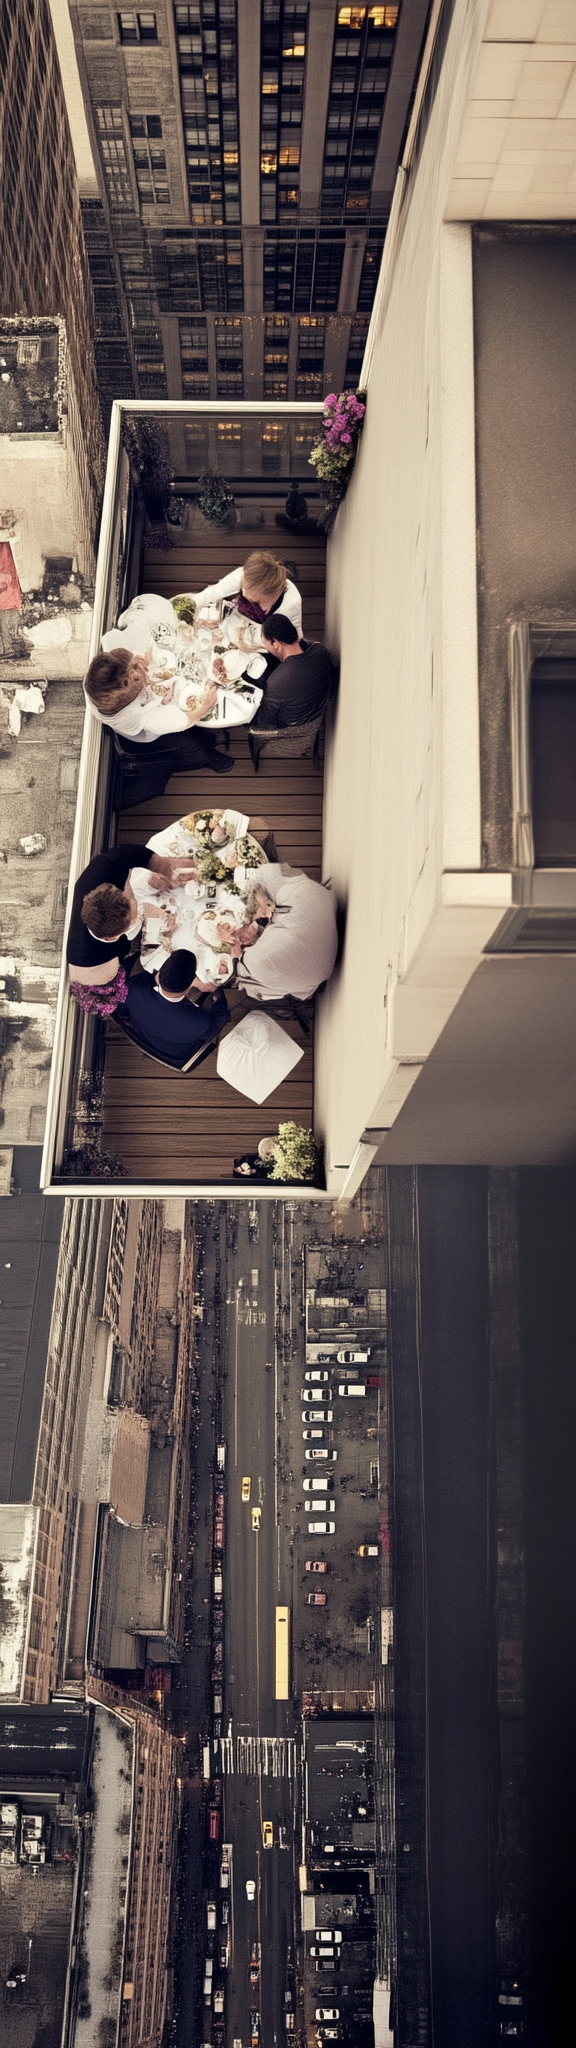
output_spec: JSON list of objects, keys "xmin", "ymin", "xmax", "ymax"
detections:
[
  {"xmin": 67, "ymin": 843, "xmax": 196, "ymax": 986},
  {"xmin": 251, "ymin": 614, "xmax": 335, "ymax": 731}
]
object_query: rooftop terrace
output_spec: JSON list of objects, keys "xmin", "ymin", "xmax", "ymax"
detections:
[{"xmin": 41, "ymin": 404, "xmax": 332, "ymax": 1196}]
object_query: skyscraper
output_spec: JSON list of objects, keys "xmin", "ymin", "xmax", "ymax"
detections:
[{"xmin": 59, "ymin": 2, "xmax": 427, "ymax": 413}]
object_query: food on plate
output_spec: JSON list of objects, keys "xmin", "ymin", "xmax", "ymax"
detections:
[
  {"xmin": 172, "ymin": 595, "xmax": 196, "ymax": 624},
  {"xmin": 235, "ymin": 836, "xmax": 262, "ymax": 869}
]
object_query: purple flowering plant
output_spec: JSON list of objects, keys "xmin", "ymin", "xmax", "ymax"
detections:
[{"xmin": 309, "ymin": 391, "xmax": 366, "ymax": 518}]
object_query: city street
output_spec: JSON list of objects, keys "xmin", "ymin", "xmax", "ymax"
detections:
[{"xmin": 171, "ymin": 1188, "xmax": 390, "ymax": 2048}]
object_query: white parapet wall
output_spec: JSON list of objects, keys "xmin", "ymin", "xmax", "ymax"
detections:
[{"xmin": 316, "ymin": 0, "xmax": 493, "ymax": 1197}]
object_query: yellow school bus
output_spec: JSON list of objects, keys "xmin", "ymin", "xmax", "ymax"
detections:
[{"xmin": 275, "ymin": 1606, "xmax": 290, "ymax": 1700}]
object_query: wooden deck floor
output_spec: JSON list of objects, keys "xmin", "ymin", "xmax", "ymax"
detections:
[{"xmin": 102, "ymin": 530, "xmax": 325, "ymax": 1182}]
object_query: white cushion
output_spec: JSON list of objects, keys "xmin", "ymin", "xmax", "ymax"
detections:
[{"xmin": 216, "ymin": 1011, "xmax": 304, "ymax": 1103}]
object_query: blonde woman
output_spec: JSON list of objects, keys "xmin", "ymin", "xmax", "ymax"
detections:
[{"xmin": 192, "ymin": 550, "xmax": 302, "ymax": 637}]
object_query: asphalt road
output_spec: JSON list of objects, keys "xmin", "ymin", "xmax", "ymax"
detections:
[{"xmin": 222, "ymin": 1203, "xmax": 297, "ymax": 2048}]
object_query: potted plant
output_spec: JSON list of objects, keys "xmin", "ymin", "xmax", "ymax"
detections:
[
  {"xmin": 197, "ymin": 468, "xmax": 235, "ymax": 527},
  {"xmin": 123, "ymin": 418, "xmax": 175, "ymax": 529},
  {"xmin": 60, "ymin": 1142, "xmax": 126, "ymax": 1180},
  {"xmin": 267, "ymin": 1121, "xmax": 321, "ymax": 1184},
  {"xmin": 309, "ymin": 391, "xmax": 366, "ymax": 526}
]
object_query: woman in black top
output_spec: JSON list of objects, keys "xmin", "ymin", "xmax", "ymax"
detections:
[{"xmin": 67, "ymin": 843, "xmax": 196, "ymax": 1006}]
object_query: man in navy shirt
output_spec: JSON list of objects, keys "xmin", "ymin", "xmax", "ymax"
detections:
[{"xmin": 122, "ymin": 948, "xmax": 229, "ymax": 1061}]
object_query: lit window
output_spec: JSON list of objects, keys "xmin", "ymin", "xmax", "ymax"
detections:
[{"xmin": 337, "ymin": 6, "xmax": 366, "ymax": 25}]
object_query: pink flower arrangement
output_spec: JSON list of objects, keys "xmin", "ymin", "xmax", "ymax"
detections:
[
  {"xmin": 321, "ymin": 392, "xmax": 365, "ymax": 451},
  {"xmin": 309, "ymin": 390, "xmax": 366, "ymax": 520}
]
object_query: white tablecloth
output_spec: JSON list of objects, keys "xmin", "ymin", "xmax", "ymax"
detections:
[{"xmin": 112, "ymin": 592, "xmax": 264, "ymax": 729}]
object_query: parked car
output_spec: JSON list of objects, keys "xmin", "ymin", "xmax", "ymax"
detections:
[
  {"xmin": 316, "ymin": 2011, "xmax": 340, "ymax": 2022},
  {"xmin": 251, "ymin": 1506, "xmax": 261, "ymax": 1531},
  {"xmin": 219, "ymin": 1937, "xmax": 229, "ymax": 1969},
  {"xmin": 246, "ymin": 1878, "xmax": 256, "ymax": 1901},
  {"xmin": 303, "ymin": 1476, "xmax": 335, "ymax": 1492},
  {"xmin": 242, "ymin": 1476, "xmax": 251, "ymax": 1502},
  {"xmin": 338, "ymin": 1383, "xmax": 366, "ymax": 1397},
  {"xmin": 310, "ymin": 1945, "xmax": 339, "ymax": 1958},
  {"xmin": 303, "ymin": 1409, "xmax": 333, "ymax": 1423},
  {"xmin": 213, "ymin": 1987, "xmax": 225, "ymax": 2016},
  {"xmin": 313, "ymin": 1352, "xmax": 337, "ymax": 1363},
  {"xmin": 220, "ymin": 1851, "xmax": 230, "ymax": 1889},
  {"xmin": 216, "ymin": 1443, "xmax": 226, "ymax": 1470},
  {"xmin": 357, "ymin": 1544, "xmax": 379, "ymax": 1557},
  {"xmin": 366, "ymin": 1374, "xmax": 382, "ymax": 1387},
  {"xmin": 308, "ymin": 1521, "xmax": 336, "ymax": 1535},
  {"xmin": 262, "ymin": 1820, "xmax": 273, "ymax": 1848},
  {"xmin": 221, "ymin": 1897, "xmax": 230, "ymax": 1926},
  {"xmin": 207, "ymin": 1901, "xmax": 217, "ymax": 1932},
  {"xmin": 305, "ymin": 1560, "xmax": 328, "ymax": 1573},
  {"xmin": 305, "ymin": 1448, "xmax": 337, "ymax": 1461},
  {"xmin": 337, "ymin": 1349, "xmax": 370, "ymax": 1363},
  {"xmin": 307, "ymin": 1591, "xmax": 327, "ymax": 1605},
  {"xmin": 303, "ymin": 1427, "xmax": 326, "ymax": 1441},
  {"xmin": 318, "ymin": 2030, "xmax": 339, "ymax": 2040},
  {"xmin": 209, "ymin": 1808, "xmax": 220, "ymax": 1841},
  {"xmin": 318, "ymin": 1931, "xmax": 342, "ymax": 1943},
  {"xmin": 304, "ymin": 1369, "xmax": 329, "ymax": 1383}
]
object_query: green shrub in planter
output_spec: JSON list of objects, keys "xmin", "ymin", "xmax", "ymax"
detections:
[
  {"xmin": 268, "ymin": 1121, "xmax": 320, "ymax": 1183},
  {"xmin": 197, "ymin": 468, "xmax": 235, "ymax": 526}
]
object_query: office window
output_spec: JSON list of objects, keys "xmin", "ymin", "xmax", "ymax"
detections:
[
  {"xmin": 96, "ymin": 106, "xmax": 133, "ymax": 207},
  {"xmin": 344, "ymin": 313, "xmax": 369, "ymax": 385},
  {"xmin": 264, "ymin": 315, "xmax": 289, "ymax": 395},
  {"xmin": 179, "ymin": 317, "xmax": 209, "ymax": 394},
  {"xmin": 118, "ymin": 11, "xmax": 158, "ymax": 42},
  {"xmin": 176, "ymin": 1, "xmax": 240, "ymax": 223},
  {"xmin": 296, "ymin": 314, "xmax": 324, "ymax": 395},
  {"xmin": 357, "ymin": 236, "xmax": 383, "ymax": 310},
  {"xmin": 260, "ymin": 2, "xmax": 308, "ymax": 223},
  {"xmin": 215, "ymin": 315, "xmax": 243, "ymax": 396},
  {"xmin": 165, "ymin": 241, "xmax": 202, "ymax": 310},
  {"xmin": 321, "ymin": 3, "xmax": 397, "ymax": 217},
  {"xmin": 129, "ymin": 114, "xmax": 169, "ymax": 203},
  {"xmin": 312, "ymin": 235, "xmax": 344, "ymax": 310}
]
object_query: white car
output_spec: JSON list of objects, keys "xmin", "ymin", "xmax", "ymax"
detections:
[
  {"xmin": 303, "ymin": 1476, "xmax": 334, "ymax": 1491},
  {"xmin": 305, "ymin": 1448, "xmax": 337, "ymax": 1461},
  {"xmin": 303, "ymin": 1427, "xmax": 325, "ymax": 1442},
  {"xmin": 302, "ymin": 1409, "xmax": 333, "ymax": 1423},
  {"xmin": 338, "ymin": 1383, "xmax": 366, "ymax": 1397},
  {"xmin": 304, "ymin": 1369, "xmax": 329, "ymax": 1382},
  {"xmin": 246, "ymin": 1878, "xmax": 256, "ymax": 1901},
  {"xmin": 336, "ymin": 1349, "xmax": 370, "ymax": 1363},
  {"xmin": 316, "ymin": 2011, "xmax": 340, "ymax": 2022},
  {"xmin": 308, "ymin": 1520, "xmax": 336, "ymax": 1535},
  {"xmin": 318, "ymin": 1931, "xmax": 342, "ymax": 1943}
]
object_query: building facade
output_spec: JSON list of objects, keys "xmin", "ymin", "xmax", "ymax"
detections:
[
  {"xmin": 0, "ymin": 0, "xmax": 104, "ymax": 520},
  {"xmin": 57, "ymin": 1, "xmax": 427, "ymax": 427}
]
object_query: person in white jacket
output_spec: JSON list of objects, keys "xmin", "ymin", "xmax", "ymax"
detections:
[
  {"xmin": 193, "ymin": 549, "xmax": 302, "ymax": 637},
  {"xmin": 231, "ymin": 862, "xmax": 338, "ymax": 1003}
]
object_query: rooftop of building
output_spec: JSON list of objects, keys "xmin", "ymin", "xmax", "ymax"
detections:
[{"xmin": 0, "ymin": 1151, "xmax": 64, "ymax": 1503}]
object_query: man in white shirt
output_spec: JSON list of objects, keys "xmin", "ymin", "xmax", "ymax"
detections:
[
  {"xmin": 84, "ymin": 593, "xmax": 234, "ymax": 801},
  {"xmin": 231, "ymin": 863, "xmax": 338, "ymax": 1003}
]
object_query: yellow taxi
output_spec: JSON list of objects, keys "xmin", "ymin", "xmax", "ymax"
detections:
[
  {"xmin": 262, "ymin": 1821, "xmax": 273, "ymax": 1848},
  {"xmin": 242, "ymin": 1476, "xmax": 251, "ymax": 1502}
]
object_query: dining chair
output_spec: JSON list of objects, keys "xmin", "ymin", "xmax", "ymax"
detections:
[
  {"xmin": 111, "ymin": 1010, "xmax": 218, "ymax": 1075},
  {"xmin": 248, "ymin": 705, "xmax": 327, "ymax": 773}
]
